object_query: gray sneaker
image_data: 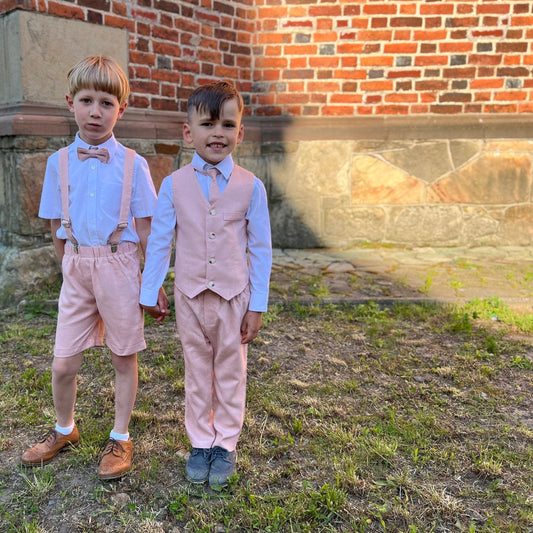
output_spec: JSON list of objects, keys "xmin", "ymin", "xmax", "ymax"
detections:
[
  {"xmin": 209, "ymin": 446, "xmax": 236, "ymax": 490},
  {"xmin": 185, "ymin": 448, "xmax": 211, "ymax": 483}
]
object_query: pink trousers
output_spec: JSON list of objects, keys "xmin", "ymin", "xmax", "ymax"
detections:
[{"xmin": 174, "ymin": 287, "xmax": 250, "ymax": 452}]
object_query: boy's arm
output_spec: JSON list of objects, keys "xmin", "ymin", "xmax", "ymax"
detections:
[
  {"xmin": 246, "ymin": 178, "xmax": 272, "ymax": 312},
  {"xmin": 134, "ymin": 216, "xmax": 152, "ymax": 261},
  {"xmin": 135, "ymin": 215, "xmax": 170, "ymax": 322},
  {"xmin": 50, "ymin": 219, "xmax": 66, "ymax": 264}
]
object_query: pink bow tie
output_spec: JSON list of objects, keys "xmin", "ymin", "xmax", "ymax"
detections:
[{"xmin": 77, "ymin": 146, "xmax": 110, "ymax": 163}]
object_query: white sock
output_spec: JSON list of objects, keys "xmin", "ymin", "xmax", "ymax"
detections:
[
  {"xmin": 110, "ymin": 430, "xmax": 129, "ymax": 442},
  {"xmin": 55, "ymin": 422, "xmax": 75, "ymax": 435}
]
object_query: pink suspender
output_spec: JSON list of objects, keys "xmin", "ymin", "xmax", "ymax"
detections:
[{"xmin": 58, "ymin": 147, "xmax": 136, "ymax": 253}]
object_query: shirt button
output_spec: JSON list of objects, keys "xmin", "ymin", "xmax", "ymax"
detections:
[
  {"xmin": 209, "ymin": 232, "xmax": 216, "ymax": 239},
  {"xmin": 209, "ymin": 258, "xmax": 216, "ymax": 264},
  {"xmin": 208, "ymin": 281, "xmax": 215, "ymax": 287},
  {"xmin": 210, "ymin": 209, "xmax": 217, "ymax": 216}
]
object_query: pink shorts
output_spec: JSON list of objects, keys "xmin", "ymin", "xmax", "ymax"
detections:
[{"xmin": 54, "ymin": 242, "xmax": 146, "ymax": 358}]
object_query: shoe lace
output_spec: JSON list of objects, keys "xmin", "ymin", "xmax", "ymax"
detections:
[
  {"xmin": 210, "ymin": 446, "xmax": 229, "ymax": 463},
  {"xmin": 102, "ymin": 438, "xmax": 126, "ymax": 457},
  {"xmin": 39, "ymin": 428, "xmax": 58, "ymax": 446}
]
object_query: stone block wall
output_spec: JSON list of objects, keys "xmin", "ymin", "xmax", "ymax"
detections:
[{"xmin": 2, "ymin": 110, "xmax": 533, "ymax": 306}]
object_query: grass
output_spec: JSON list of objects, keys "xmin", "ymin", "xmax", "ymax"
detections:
[{"xmin": 1, "ymin": 292, "xmax": 533, "ymax": 531}]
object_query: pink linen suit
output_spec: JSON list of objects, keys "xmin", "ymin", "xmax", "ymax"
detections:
[{"xmin": 171, "ymin": 164, "xmax": 254, "ymax": 452}]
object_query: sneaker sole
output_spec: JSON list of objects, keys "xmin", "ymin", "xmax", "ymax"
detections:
[{"xmin": 186, "ymin": 473, "xmax": 208, "ymax": 484}]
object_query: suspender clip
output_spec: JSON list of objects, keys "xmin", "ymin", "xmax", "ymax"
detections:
[
  {"xmin": 73, "ymin": 243, "xmax": 79, "ymax": 254},
  {"xmin": 110, "ymin": 243, "xmax": 118, "ymax": 253}
]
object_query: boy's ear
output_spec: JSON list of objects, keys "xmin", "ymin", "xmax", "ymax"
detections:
[
  {"xmin": 183, "ymin": 122, "xmax": 193, "ymax": 144},
  {"xmin": 66, "ymin": 94, "xmax": 75, "ymax": 112},
  {"xmin": 236, "ymin": 123, "xmax": 244, "ymax": 145},
  {"xmin": 117, "ymin": 101, "xmax": 127, "ymax": 120}
]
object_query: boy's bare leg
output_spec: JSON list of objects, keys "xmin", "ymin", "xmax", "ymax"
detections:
[
  {"xmin": 52, "ymin": 353, "xmax": 83, "ymax": 427},
  {"xmin": 110, "ymin": 352, "xmax": 138, "ymax": 435},
  {"xmin": 97, "ymin": 352, "xmax": 137, "ymax": 480},
  {"xmin": 21, "ymin": 353, "xmax": 82, "ymax": 466}
]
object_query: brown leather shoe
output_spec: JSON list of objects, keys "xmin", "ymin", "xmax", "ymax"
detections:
[
  {"xmin": 21, "ymin": 426, "xmax": 79, "ymax": 466},
  {"xmin": 98, "ymin": 438, "xmax": 133, "ymax": 480}
]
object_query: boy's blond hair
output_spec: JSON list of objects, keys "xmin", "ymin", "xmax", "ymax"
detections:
[{"xmin": 67, "ymin": 56, "xmax": 130, "ymax": 105}]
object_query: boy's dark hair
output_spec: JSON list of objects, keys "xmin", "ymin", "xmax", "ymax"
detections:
[{"xmin": 187, "ymin": 81, "xmax": 243, "ymax": 121}]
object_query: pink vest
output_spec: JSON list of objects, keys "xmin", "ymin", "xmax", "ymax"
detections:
[{"xmin": 172, "ymin": 163, "xmax": 254, "ymax": 300}]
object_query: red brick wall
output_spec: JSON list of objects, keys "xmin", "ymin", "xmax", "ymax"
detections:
[{"xmin": 2, "ymin": 0, "xmax": 533, "ymax": 116}]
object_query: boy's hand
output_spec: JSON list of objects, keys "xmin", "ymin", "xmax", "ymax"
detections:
[
  {"xmin": 240, "ymin": 311, "xmax": 262, "ymax": 344},
  {"xmin": 157, "ymin": 287, "xmax": 171, "ymax": 323},
  {"xmin": 141, "ymin": 288, "xmax": 171, "ymax": 324}
]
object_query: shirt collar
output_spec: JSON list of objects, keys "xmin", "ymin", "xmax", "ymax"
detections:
[{"xmin": 192, "ymin": 153, "xmax": 233, "ymax": 182}]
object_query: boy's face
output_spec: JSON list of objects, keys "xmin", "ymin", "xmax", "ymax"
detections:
[
  {"xmin": 183, "ymin": 97, "xmax": 244, "ymax": 166},
  {"xmin": 66, "ymin": 88, "xmax": 127, "ymax": 145}
]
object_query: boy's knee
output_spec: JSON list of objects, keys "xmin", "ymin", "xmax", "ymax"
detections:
[{"xmin": 52, "ymin": 354, "xmax": 82, "ymax": 379}]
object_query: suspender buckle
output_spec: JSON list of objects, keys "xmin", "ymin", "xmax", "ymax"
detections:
[
  {"xmin": 110, "ymin": 243, "xmax": 118, "ymax": 253},
  {"xmin": 117, "ymin": 222, "xmax": 128, "ymax": 230}
]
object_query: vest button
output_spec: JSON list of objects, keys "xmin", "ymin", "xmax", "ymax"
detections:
[
  {"xmin": 210, "ymin": 209, "xmax": 217, "ymax": 216},
  {"xmin": 208, "ymin": 281, "xmax": 215, "ymax": 287},
  {"xmin": 209, "ymin": 258, "xmax": 216, "ymax": 264},
  {"xmin": 209, "ymin": 232, "xmax": 216, "ymax": 239}
]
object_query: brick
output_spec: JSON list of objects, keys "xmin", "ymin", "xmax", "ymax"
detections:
[
  {"xmin": 361, "ymin": 56, "xmax": 394, "ymax": 67},
  {"xmin": 476, "ymin": 3, "xmax": 510, "ymax": 15},
  {"xmin": 429, "ymin": 104, "xmax": 463, "ymax": 114},
  {"xmin": 390, "ymin": 17, "xmax": 423, "ymax": 28},
  {"xmin": 309, "ymin": 5, "xmax": 342, "ymax": 17},
  {"xmin": 104, "ymin": 14, "xmax": 135, "ymax": 31},
  {"xmin": 309, "ymin": 57, "xmax": 339, "ymax": 68},
  {"xmin": 363, "ymin": 3, "xmax": 397, "ymax": 15},
  {"xmin": 414, "ymin": 30, "xmax": 447, "ymax": 42},
  {"xmin": 470, "ymin": 78, "xmax": 504, "ymax": 89},
  {"xmin": 284, "ymin": 44, "xmax": 318, "ymax": 55},
  {"xmin": 470, "ymin": 54, "xmax": 502, "ymax": 66},
  {"xmin": 360, "ymin": 80, "xmax": 394, "ymax": 91},
  {"xmin": 330, "ymin": 94, "xmax": 362, "ymax": 104},
  {"xmin": 496, "ymin": 42, "xmax": 528, "ymax": 53},
  {"xmin": 375, "ymin": 104, "xmax": 409, "ymax": 115},
  {"xmin": 322, "ymin": 106, "xmax": 355, "ymax": 116},
  {"xmin": 357, "ymin": 30, "xmax": 393, "ymax": 41},
  {"xmin": 494, "ymin": 91, "xmax": 528, "ymax": 101},
  {"xmin": 48, "ymin": 2, "xmax": 84, "ymax": 20},
  {"xmin": 384, "ymin": 43, "xmax": 418, "ymax": 54},
  {"xmin": 388, "ymin": 69, "xmax": 422, "ymax": 79},
  {"xmin": 497, "ymin": 67, "xmax": 530, "ymax": 77},
  {"xmin": 415, "ymin": 55, "xmax": 448, "ymax": 66},
  {"xmin": 289, "ymin": 57, "xmax": 307, "ymax": 69},
  {"xmin": 483, "ymin": 104, "xmax": 518, "ymax": 113},
  {"xmin": 275, "ymin": 93, "xmax": 309, "ymax": 104},
  {"xmin": 385, "ymin": 93, "xmax": 417, "ymax": 103},
  {"xmin": 439, "ymin": 92, "xmax": 472, "ymax": 103},
  {"xmin": 317, "ymin": 18, "xmax": 333, "ymax": 30},
  {"xmin": 153, "ymin": 41, "xmax": 181, "ymax": 56},
  {"xmin": 308, "ymin": 81, "xmax": 340, "ymax": 92},
  {"xmin": 420, "ymin": 4, "xmax": 454, "ymax": 15}
]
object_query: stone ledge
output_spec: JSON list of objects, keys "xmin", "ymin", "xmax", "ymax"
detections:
[{"xmin": 2, "ymin": 103, "xmax": 533, "ymax": 141}]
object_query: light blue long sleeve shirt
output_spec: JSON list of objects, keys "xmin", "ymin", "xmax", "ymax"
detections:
[{"xmin": 140, "ymin": 153, "xmax": 272, "ymax": 312}]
